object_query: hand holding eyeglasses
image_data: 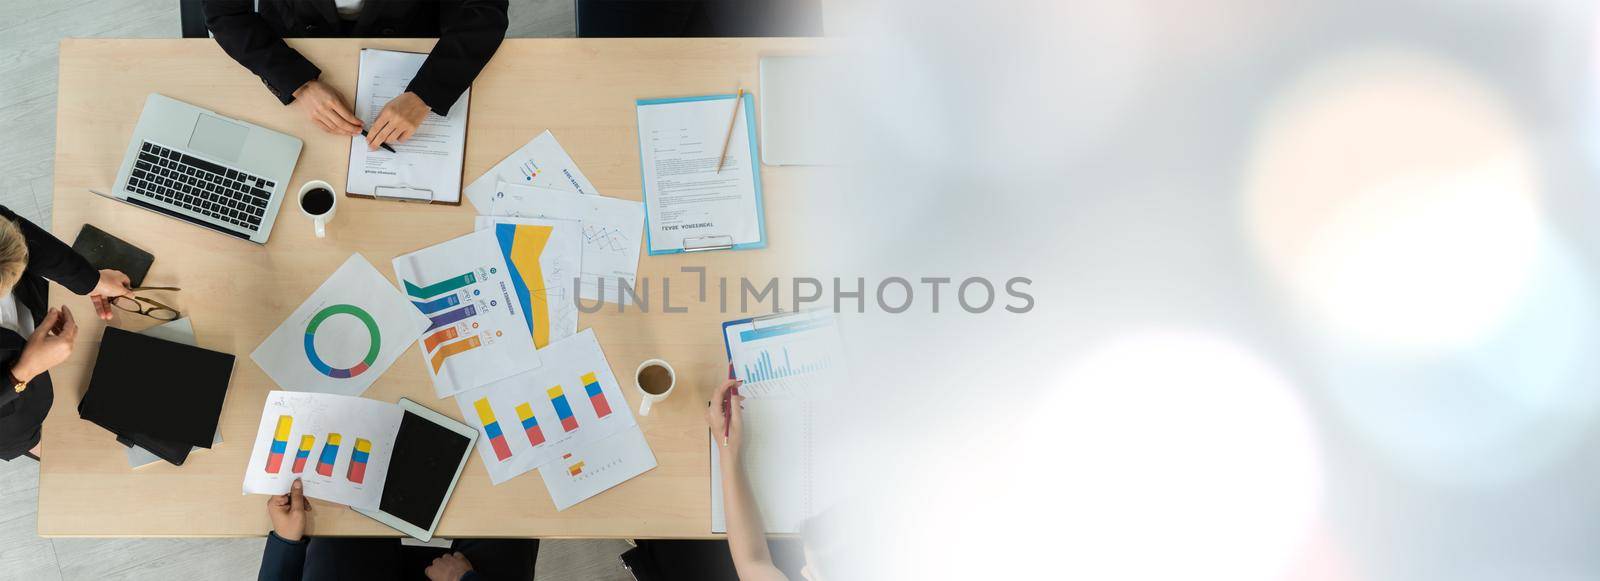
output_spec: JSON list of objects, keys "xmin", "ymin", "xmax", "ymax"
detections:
[
  {"xmin": 88, "ymin": 270, "xmax": 133, "ymax": 321},
  {"xmin": 109, "ymin": 286, "xmax": 182, "ymax": 321}
]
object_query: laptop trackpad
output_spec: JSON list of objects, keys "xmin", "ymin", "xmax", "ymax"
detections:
[{"xmin": 188, "ymin": 114, "xmax": 248, "ymax": 162}]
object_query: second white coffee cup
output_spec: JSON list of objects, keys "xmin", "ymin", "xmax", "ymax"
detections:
[
  {"xmin": 634, "ymin": 359, "xmax": 676, "ymax": 416},
  {"xmin": 297, "ymin": 180, "xmax": 338, "ymax": 238}
]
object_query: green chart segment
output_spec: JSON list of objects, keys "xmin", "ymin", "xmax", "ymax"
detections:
[{"xmin": 405, "ymin": 272, "xmax": 478, "ymax": 299}]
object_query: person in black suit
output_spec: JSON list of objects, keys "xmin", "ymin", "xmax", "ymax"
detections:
[
  {"xmin": 258, "ymin": 479, "xmax": 539, "ymax": 581},
  {"xmin": 202, "ymin": 0, "xmax": 508, "ymax": 151},
  {"xmin": 0, "ymin": 206, "xmax": 134, "ymax": 461}
]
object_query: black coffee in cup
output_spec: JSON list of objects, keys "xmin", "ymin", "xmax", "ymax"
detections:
[
  {"xmin": 638, "ymin": 364, "xmax": 673, "ymax": 395},
  {"xmin": 300, "ymin": 187, "xmax": 334, "ymax": 215}
]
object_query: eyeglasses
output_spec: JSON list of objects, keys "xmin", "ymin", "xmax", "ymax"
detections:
[{"xmin": 109, "ymin": 286, "xmax": 182, "ymax": 321}]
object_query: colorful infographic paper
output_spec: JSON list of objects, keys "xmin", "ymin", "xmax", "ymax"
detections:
[
  {"xmin": 243, "ymin": 392, "xmax": 403, "ymax": 509},
  {"xmin": 538, "ymin": 427, "xmax": 657, "ymax": 511},
  {"xmin": 453, "ymin": 329, "xmax": 636, "ymax": 485},
  {"xmin": 252, "ymin": 254, "xmax": 430, "ymax": 397},
  {"xmin": 473, "ymin": 216, "xmax": 582, "ymax": 347},
  {"xmin": 464, "ymin": 130, "xmax": 601, "ymax": 212},
  {"xmin": 393, "ymin": 230, "xmax": 544, "ymax": 397},
  {"xmin": 485, "ymin": 181, "xmax": 646, "ymax": 304}
]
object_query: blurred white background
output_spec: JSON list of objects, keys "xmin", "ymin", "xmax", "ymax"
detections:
[{"xmin": 803, "ymin": 1, "xmax": 1600, "ymax": 579}]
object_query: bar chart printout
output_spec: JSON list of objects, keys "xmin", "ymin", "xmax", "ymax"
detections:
[
  {"xmin": 293, "ymin": 435, "xmax": 315, "ymax": 473},
  {"xmin": 549, "ymin": 385, "xmax": 580, "ymax": 431},
  {"xmin": 265, "ymin": 415, "xmax": 292, "ymax": 473},
  {"xmin": 726, "ymin": 311, "xmax": 842, "ymax": 399},
  {"xmin": 475, "ymin": 397, "xmax": 514, "ymax": 461},
  {"xmin": 517, "ymin": 402, "xmax": 546, "ymax": 446},
  {"xmin": 316, "ymin": 433, "xmax": 342, "ymax": 476},
  {"xmin": 347, "ymin": 438, "xmax": 371, "ymax": 484},
  {"xmin": 582, "ymin": 372, "xmax": 612, "ymax": 417}
]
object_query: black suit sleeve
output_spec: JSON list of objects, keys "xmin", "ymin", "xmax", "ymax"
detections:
[
  {"xmin": 203, "ymin": 0, "xmax": 323, "ymax": 105},
  {"xmin": 0, "ymin": 206, "xmax": 98, "ymax": 296},
  {"xmin": 257, "ymin": 532, "xmax": 307, "ymax": 581},
  {"xmin": 407, "ymin": 0, "xmax": 508, "ymax": 115}
]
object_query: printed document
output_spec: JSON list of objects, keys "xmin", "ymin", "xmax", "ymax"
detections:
[
  {"xmin": 347, "ymin": 49, "xmax": 469, "ymax": 203},
  {"xmin": 636, "ymin": 95, "xmax": 765, "ymax": 253},
  {"xmin": 486, "ymin": 181, "xmax": 645, "ymax": 304}
]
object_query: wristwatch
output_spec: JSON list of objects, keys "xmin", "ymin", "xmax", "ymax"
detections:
[{"xmin": 10, "ymin": 372, "xmax": 25, "ymax": 394}]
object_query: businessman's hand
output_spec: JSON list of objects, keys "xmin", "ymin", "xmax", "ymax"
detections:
[
  {"xmin": 705, "ymin": 378, "xmax": 745, "ymax": 457},
  {"xmin": 425, "ymin": 552, "xmax": 474, "ymax": 581},
  {"xmin": 13, "ymin": 306, "xmax": 77, "ymax": 383},
  {"xmin": 88, "ymin": 269, "xmax": 132, "ymax": 321},
  {"xmin": 367, "ymin": 91, "xmax": 429, "ymax": 151},
  {"xmin": 267, "ymin": 479, "xmax": 312, "ymax": 542},
  {"xmin": 292, "ymin": 79, "xmax": 363, "ymax": 136}
]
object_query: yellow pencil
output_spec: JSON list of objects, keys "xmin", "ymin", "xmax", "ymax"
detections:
[{"xmin": 715, "ymin": 88, "xmax": 744, "ymax": 174}]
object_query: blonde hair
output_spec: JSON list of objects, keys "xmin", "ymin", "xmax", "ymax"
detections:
[{"xmin": 0, "ymin": 219, "xmax": 28, "ymax": 295}]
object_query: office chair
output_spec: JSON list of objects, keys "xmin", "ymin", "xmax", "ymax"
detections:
[
  {"xmin": 576, "ymin": 0, "xmax": 823, "ymax": 38},
  {"xmin": 179, "ymin": 0, "xmax": 208, "ymax": 38}
]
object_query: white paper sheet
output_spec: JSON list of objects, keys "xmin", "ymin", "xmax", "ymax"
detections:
[
  {"xmin": 472, "ymin": 215, "xmax": 583, "ymax": 347},
  {"xmin": 243, "ymin": 391, "xmax": 403, "ymax": 509},
  {"xmin": 486, "ymin": 181, "xmax": 646, "ymax": 304},
  {"xmin": 453, "ymin": 329, "xmax": 637, "ymax": 485},
  {"xmin": 393, "ymin": 230, "xmax": 543, "ymax": 397},
  {"xmin": 538, "ymin": 427, "xmax": 656, "ymax": 511},
  {"xmin": 347, "ymin": 49, "xmax": 469, "ymax": 203},
  {"xmin": 637, "ymin": 95, "xmax": 764, "ymax": 253},
  {"xmin": 251, "ymin": 254, "xmax": 430, "ymax": 397},
  {"xmin": 465, "ymin": 130, "xmax": 600, "ymax": 212}
]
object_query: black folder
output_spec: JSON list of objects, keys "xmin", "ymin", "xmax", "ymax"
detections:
[{"xmin": 79, "ymin": 327, "xmax": 235, "ymax": 448}]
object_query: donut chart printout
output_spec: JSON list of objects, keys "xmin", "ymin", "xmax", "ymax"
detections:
[
  {"xmin": 453, "ymin": 329, "xmax": 637, "ymax": 485},
  {"xmin": 244, "ymin": 391, "xmax": 403, "ymax": 509},
  {"xmin": 252, "ymin": 254, "xmax": 431, "ymax": 397},
  {"xmin": 394, "ymin": 228, "xmax": 545, "ymax": 397}
]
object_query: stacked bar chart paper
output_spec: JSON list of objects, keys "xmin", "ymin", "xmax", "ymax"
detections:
[
  {"xmin": 243, "ymin": 392, "xmax": 404, "ymax": 510},
  {"xmin": 453, "ymin": 330, "xmax": 638, "ymax": 484}
]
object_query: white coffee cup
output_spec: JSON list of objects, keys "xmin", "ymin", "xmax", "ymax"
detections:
[
  {"xmin": 634, "ymin": 359, "xmax": 676, "ymax": 416},
  {"xmin": 297, "ymin": 180, "xmax": 338, "ymax": 238}
]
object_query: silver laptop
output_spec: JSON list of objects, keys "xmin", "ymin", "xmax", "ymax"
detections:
[{"xmin": 109, "ymin": 94, "xmax": 302, "ymax": 244}]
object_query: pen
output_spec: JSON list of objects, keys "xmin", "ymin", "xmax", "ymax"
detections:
[
  {"xmin": 360, "ymin": 129, "xmax": 398, "ymax": 153},
  {"xmin": 724, "ymin": 364, "xmax": 738, "ymax": 442},
  {"xmin": 714, "ymin": 88, "xmax": 744, "ymax": 174}
]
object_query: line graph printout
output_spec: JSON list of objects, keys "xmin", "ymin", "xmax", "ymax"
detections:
[
  {"xmin": 453, "ymin": 329, "xmax": 637, "ymax": 485},
  {"xmin": 244, "ymin": 391, "xmax": 402, "ymax": 510},
  {"xmin": 394, "ymin": 229, "xmax": 543, "ymax": 397},
  {"xmin": 473, "ymin": 216, "xmax": 582, "ymax": 346},
  {"xmin": 485, "ymin": 181, "xmax": 645, "ymax": 304}
]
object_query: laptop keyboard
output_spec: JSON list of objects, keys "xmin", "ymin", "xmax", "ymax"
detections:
[{"xmin": 124, "ymin": 141, "xmax": 273, "ymax": 231}]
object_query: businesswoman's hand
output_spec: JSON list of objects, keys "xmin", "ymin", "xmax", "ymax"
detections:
[
  {"xmin": 366, "ymin": 92, "xmax": 429, "ymax": 151},
  {"xmin": 267, "ymin": 479, "xmax": 312, "ymax": 541},
  {"xmin": 706, "ymin": 378, "xmax": 745, "ymax": 454},
  {"xmin": 12, "ymin": 306, "xmax": 76, "ymax": 384},
  {"xmin": 292, "ymin": 79, "xmax": 363, "ymax": 136},
  {"xmin": 425, "ymin": 552, "xmax": 474, "ymax": 581},
  {"xmin": 88, "ymin": 269, "xmax": 132, "ymax": 321}
]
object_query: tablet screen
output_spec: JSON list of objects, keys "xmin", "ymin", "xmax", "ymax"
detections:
[{"xmin": 379, "ymin": 410, "xmax": 472, "ymax": 530}]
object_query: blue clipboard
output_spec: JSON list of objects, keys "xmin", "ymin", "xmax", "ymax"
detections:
[{"xmin": 637, "ymin": 93, "xmax": 767, "ymax": 255}]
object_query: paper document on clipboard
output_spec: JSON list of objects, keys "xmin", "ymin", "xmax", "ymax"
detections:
[
  {"xmin": 637, "ymin": 93, "xmax": 766, "ymax": 255},
  {"xmin": 711, "ymin": 310, "xmax": 841, "ymax": 533},
  {"xmin": 346, "ymin": 49, "xmax": 468, "ymax": 204}
]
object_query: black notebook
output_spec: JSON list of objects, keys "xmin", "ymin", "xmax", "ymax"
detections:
[
  {"xmin": 79, "ymin": 327, "xmax": 235, "ymax": 448},
  {"xmin": 71, "ymin": 224, "xmax": 153, "ymax": 287}
]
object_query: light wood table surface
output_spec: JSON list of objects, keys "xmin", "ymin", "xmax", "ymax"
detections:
[{"xmin": 41, "ymin": 38, "xmax": 819, "ymax": 537}]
